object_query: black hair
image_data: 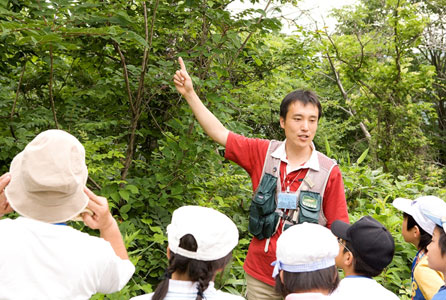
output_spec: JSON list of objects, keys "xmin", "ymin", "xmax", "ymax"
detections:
[
  {"xmin": 343, "ymin": 240, "xmax": 382, "ymax": 277},
  {"xmin": 274, "ymin": 266, "xmax": 339, "ymax": 297},
  {"xmin": 152, "ymin": 234, "xmax": 232, "ymax": 300},
  {"xmin": 279, "ymin": 90, "xmax": 322, "ymax": 120},
  {"xmin": 403, "ymin": 212, "xmax": 432, "ymax": 252},
  {"xmin": 437, "ymin": 225, "xmax": 446, "ymax": 257}
]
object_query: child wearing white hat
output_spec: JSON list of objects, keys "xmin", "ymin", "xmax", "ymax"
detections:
[
  {"xmin": 419, "ymin": 197, "xmax": 446, "ymax": 300},
  {"xmin": 393, "ymin": 196, "xmax": 445, "ymax": 300},
  {"xmin": 131, "ymin": 205, "xmax": 243, "ymax": 300},
  {"xmin": 272, "ymin": 223, "xmax": 339, "ymax": 299},
  {"xmin": 0, "ymin": 129, "xmax": 135, "ymax": 299}
]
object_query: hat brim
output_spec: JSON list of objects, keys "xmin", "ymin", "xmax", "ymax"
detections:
[
  {"xmin": 5, "ymin": 152, "xmax": 89, "ymax": 223},
  {"xmin": 392, "ymin": 198, "xmax": 414, "ymax": 216},
  {"xmin": 330, "ymin": 220, "xmax": 351, "ymax": 241}
]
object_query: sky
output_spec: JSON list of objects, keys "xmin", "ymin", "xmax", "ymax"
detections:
[{"xmin": 226, "ymin": 0, "xmax": 358, "ymax": 34}]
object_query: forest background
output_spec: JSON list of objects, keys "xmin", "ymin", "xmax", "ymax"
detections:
[{"xmin": 0, "ymin": 0, "xmax": 445, "ymax": 298}]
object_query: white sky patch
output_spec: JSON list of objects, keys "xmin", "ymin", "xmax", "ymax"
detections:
[{"xmin": 227, "ymin": 0, "xmax": 358, "ymax": 34}]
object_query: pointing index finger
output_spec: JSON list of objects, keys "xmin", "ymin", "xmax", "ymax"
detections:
[
  {"xmin": 178, "ymin": 57, "xmax": 187, "ymax": 72},
  {"xmin": 84, "ymin": 187, "xmax": 98, "ymax": 202},
  {"xmin": 0, "ymin": 173, "xmax": 11, "ymax": 190}
]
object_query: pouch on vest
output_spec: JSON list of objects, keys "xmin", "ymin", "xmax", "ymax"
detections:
[
  {"xmin": 298, "ymin": 191, "xmax": 322, "ymax": 224},
  {"xmin": 252, "ymin": 173, "xmax": 277, "ymax": 215},
  {"xmin": 248, "ymin": 209, "xmax": 279, "ymax": 240},
  {"xmin": 249, "ymin": 173, "xmax": 279, "ymax": 239}
]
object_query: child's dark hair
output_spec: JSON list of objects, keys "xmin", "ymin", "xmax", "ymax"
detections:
[
  {"xmin": 437, "ymin": 225, "xmax": 446, "ymax": 257},
  {"xmin": 152, "ymin": 234, "xmax": 232, "ymax": 300},
  {"xmin": 274, "ymin": 266, "xmax": 339, "ymax": 297},
  {"xmin": 403, "ymin": 212, "xmax": 432, "ymax": 251},
  {"xmin": 279, "ymin": 90, "xmax": 322, "ymax": 120},
  {"xmin": 343, "ymin": 240, "xmax": 382, "ymax": 277}
]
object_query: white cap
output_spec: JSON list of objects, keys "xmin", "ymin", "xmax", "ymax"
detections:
[
  {"xmin": 392, "ymin": 196, "xmax": 440, "ymax": 235},
  {"xmin": 272, "ymin": 223, "xmax": 338, "ymax": 278},
  {"xmin": 418, "ymin": 197, "xmax": 446, "ymax": 234},
  {"xmin": 167, "ymin": 206, "xmax": 239, "ymax": 261}
]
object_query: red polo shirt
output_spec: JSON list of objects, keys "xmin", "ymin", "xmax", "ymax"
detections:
[{"xmin": 225, "ymin": 132, "xmax": 349, "ymax": 286}]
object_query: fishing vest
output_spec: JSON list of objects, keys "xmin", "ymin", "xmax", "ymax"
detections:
[{"xmin": 248, "ymin": 140, "xmax": 337, "ymax": 241}]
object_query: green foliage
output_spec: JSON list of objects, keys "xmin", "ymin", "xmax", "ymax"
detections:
[{"xmin": 0, "ymin": 0, "xmax": 445, "ymax": 299}]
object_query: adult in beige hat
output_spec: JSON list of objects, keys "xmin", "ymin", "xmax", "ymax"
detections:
[{"xmin": 0, "ymin": 129, "xmax": 135, "ymax": 300}]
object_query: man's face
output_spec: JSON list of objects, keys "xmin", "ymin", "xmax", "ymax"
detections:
[
  {"xmin": 280, "ymin": 101, "xmax": 319, "ymax": 151},
  {"xmin": 427, "ymin": 227, "xmax": 446, "ymax": 274}
]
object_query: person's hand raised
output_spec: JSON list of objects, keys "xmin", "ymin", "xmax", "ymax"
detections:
[
  {"xmin": 0, "ymin": 173, "xmax": 13, "ymax": 216},
  {"xmin": 173, "ymin": 57, "xmax": 194, "ymax": 96},
  {"xmin": 82, "ymin": 187, "xmax": 115, "ymax": 231}
]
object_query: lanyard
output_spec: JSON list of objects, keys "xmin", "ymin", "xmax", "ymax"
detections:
[{"xmin": 281, "ymin": 168, "xmax": 303, "ymax": 193}]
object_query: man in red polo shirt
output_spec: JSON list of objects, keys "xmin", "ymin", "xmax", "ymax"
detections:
[{"xmin": 173, "ymin": 58, "xmax": 349, "ymax": 300}]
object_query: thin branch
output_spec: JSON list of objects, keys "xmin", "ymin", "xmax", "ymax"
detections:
[
  {"xmin": 135, "ymin": 1, "xmax": 155, "ymax": 107},
  {"xmin": 87, "ymin": 176, "xmax": 102, "ymax": 190},
  {"xmin": 9, "ymin": 62, "xmax": 27, "ymax": 139},
  {"xmin": 393, "ymin": 0, "xmax": 402, "ymax": 84},
  {"xmin": 325, "ymin": 52, "xmax": 372, "ymax": 141},
  {"xmin": 49, "ymin": 45, "xmax": 59, "ymax": 129},
  {"xmin": 113, "ymin": 41, "xmax": 136, "ymax": 115},
  {"xmin": 228, "ymin": 0, "xmax": 273, "ymax": 69},
  {"xmin": 121, "ymin": 1, "xmax": 159, "ymax": 182}
]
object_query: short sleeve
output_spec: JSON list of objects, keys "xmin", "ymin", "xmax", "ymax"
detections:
[
  {"xmin": 224, "ymin": 132, "xmax": 269, "ymax": 191},
  {"xmin": 322, "ymin": 165, "xmax": 349, "ymax": 228},
  {"xmin": 96, "ymin": 243, "xmax": 135, "ymax": 293}
]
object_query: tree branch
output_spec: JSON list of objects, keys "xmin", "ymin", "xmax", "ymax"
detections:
[
  {"xmin": 325, "ymin": 52, "xmax": 371, "ymax": 141},
  {"xmin": 49, "ymin": 45, "xmax": 59, "ymax": 129},
  {"xmin": 228, "ymin": 0, "xmax": 273, "ymax": 69},
  {"xmin": 121, "ymin": 1, "xmax": 158, "ymax": 182},
  {"xmin": 9, "ymin": 62, "xmax": 27, "ymax": 139},
  {"xmin": 113, "ymin": 41, "xmax": 136, "ymax": 115}
]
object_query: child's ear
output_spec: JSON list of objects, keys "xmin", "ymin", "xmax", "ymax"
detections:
[
  {"xmin": 413, "ymin": 225, "xmax": 421, "ymax": 238},
  {"xmin": 279, "ymin": 270, "xmax": 284, "ymax": 283},
  {"xmin": 344, "ymin": 251, "xmax": 354, "ymax": 267}
]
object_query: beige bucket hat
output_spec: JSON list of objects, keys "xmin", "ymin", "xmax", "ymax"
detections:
[{"xmin": 5, "ymin": 129, "xmax": 89, "ymax": 223}]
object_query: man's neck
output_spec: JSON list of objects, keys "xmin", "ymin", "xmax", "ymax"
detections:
[{"xmin": 285, "ymin": 141, "xmax": 313, "ymax": 167}]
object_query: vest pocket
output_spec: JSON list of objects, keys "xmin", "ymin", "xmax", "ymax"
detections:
[
  {"xmin": 249, "ymin": 173, "xmax": 279, "ymax": 239},
  {"xmin": 252, "ymin": 173, "xmax": 277, "ymax": 215},
  {"xmin": 248, "ymin": 209, "xmax": 279, "ymax": 240},
  {"xmin": 298, "ymin": 191, "xmax": 322, "ymax": 224}
]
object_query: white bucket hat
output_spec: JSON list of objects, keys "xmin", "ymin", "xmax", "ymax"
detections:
[
  {"xmin": 5, "ymin": 129, "xmax": 89, "ymax": 223},
  {"xmin": 392, "ymin": 196, "xmax": 440, "ymax": 235},
  {"xmin": 272, "ymin": 223, "xmax": 338, "ymax": 278},
  {"xmin": 167, "ymin": 206, "xmax": 239, "ymax": 261}
]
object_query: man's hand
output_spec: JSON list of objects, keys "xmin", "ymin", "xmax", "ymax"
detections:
[
  {"xmin": 82, "ymin": 187, "xmax": 115, "ymax": 231},
  {"xmin": 0, "ymin": 173, "xmax": 13, "ymax": 216},
  {"xmin": 173, "ymin": 57, "xmax": 194, "ymax": 96}
]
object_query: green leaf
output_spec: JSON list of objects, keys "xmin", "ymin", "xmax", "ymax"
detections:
[
  {"xmin": 126, "ymin": 185, "xmax": 139, "ymax": 194},
  {"xmin": 356, "ymin": 148, "xmax": 369, "ymax": 165},
  {"xmin": 119, "ymin": 190, "xmax": 130, "ymax": 201}
]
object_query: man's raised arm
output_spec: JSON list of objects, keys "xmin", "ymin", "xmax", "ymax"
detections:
[{"xmin": 173, "ymin": 57, "xmax": 229, "ymax": 146}]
